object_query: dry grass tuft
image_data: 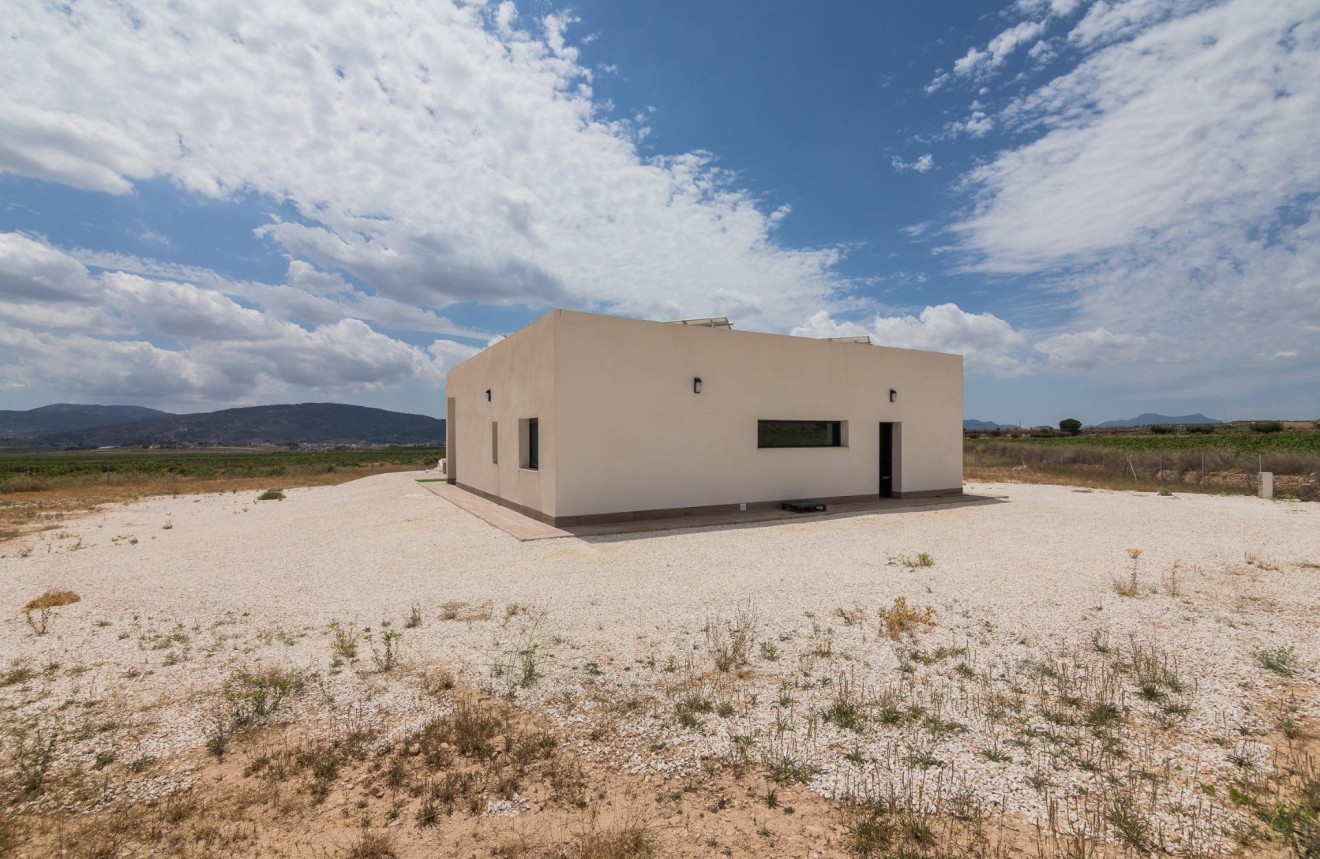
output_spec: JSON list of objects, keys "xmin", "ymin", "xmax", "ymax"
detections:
[
  {"xmin": 878, "ymin": 597, "xmax": 936, "ymax": 640},
  {"xmin": 22, "ymin": 589, "xmax": 81, "ymax": 635},
  {"xmin": 23, "ymin": 589, "xmax": 81, "ymax": 612},
  {"xmin": 576, "ymin": 814, "xmax": 654, "ymax": 859},
  {"xmin": 343, "ymin": 827, "xmax": 397, "ymax": 858}
]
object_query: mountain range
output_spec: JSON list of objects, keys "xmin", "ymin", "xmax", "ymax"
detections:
[
  {"xmin": 0, "ymin": 403, "xmax": 443, "ymax": 447},
  {"xmin": 963, "ymin": 419, "xmax": 1014, "ymax": 430},
  {"xmin": 1095, "ymin": 413, "xmax": 1222, "ymax": 428}
]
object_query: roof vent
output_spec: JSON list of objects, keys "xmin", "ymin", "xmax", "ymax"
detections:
[{"xmin": 670, "ymin": 316, "xmax": 733, "ymax": 328}]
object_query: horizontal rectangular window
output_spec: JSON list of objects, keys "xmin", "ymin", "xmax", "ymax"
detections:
[{"xmin": 758, "ymin": 420, "xmax": 843, "ymax": 448}]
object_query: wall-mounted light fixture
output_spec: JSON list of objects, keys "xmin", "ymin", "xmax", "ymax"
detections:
[
  {"xmin": 693, "ymin": 377, "xmax": 703, "ymax": 394},
  {"xmin": 485, "ymin": 389, "xmax": 492, "ymax": 402},
  {"xmin": 889, "ymin": 389, "xmax": 897, "ymax": 403}
]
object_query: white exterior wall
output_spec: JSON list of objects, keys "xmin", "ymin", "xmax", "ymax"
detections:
[
  {"xmin": 444, "ymin": 313, "xmax": 559, "ymax": 518},
  {"xmin": 551, "ymin": 311, "xmax": 962, "ymax": 518}
]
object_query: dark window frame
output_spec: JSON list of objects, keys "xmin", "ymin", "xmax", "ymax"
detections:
[
  {"xmin": 757, "ymin": 420, "xmax": 844, "ymax": 449},
  {"xmin": 526, "ymin": 418, "xmax": 539, "ymax": 470}
]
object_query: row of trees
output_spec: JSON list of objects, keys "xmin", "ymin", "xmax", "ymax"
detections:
[{"xmin": 1055, "ymin": 419, "xmax": 1290, "ymax": 435}]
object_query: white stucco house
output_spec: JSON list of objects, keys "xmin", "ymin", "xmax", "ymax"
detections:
[{"xmin": 445, "ymin": 309, "xmax": 963, "ymax": 526}]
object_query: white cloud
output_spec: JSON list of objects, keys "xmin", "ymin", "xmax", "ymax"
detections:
[
  {"xmin": 0, "ymin": 0, "xmax": 846, "ymax": 335},
  {"xmin": 792, "ymin": 305, "xmax": 1031, "ymax": 377},
  {"xmin": 0, "ymin": 104, "xmax": 154, "ymax": 194},
  {"xmin": 952, "ymin": 20, "xmax": 1048, "ymax": 79},
  {"xmin": 891, "ymin": 154, "xmax": 935, "ymax": 173},
  {"xmin": 0, "ymin": 232, "xmax": 481, "ymax": 406},
  {"xmin": 0, "ymin": 232, "xmax": 100, "ymax": 302},
  {"xmin": 1068, "ymin": 0, "xmax": 1188, "ymax": 48},
  {"xmin": 1034, "ymin": 327, "xmax": 1143, "ymax": 369},
  {"xmin": 945, "ymin": 0, "xmax": 1320, "ymax": 393},
  {"xmin": 947, "ymin": 109, "xmax": 994, "ymax": 138}
]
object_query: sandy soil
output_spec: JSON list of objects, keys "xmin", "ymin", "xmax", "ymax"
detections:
[{"xmin": 1, "ymin": 473, "xmax": 1317, "ymax": 856}]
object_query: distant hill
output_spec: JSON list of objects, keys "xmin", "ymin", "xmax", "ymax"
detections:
[
  {"xmin": 964, "ymin": 419, "xmax": 1012, "ymax": 430},
  {"xmin": 13, "ymin": 403, "xmax": 443, "ymax": 447},
  {"xmin": 0, "ymin": 403, "xmax": 168, "ymax": 440},
  {"xmin": 1096, "ymin": 413, "xmax": 1222, "ymax": 428}
]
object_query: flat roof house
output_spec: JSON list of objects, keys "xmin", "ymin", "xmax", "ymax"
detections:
[{"xmin": 445, "ymin": 310, "xmax": 963, "ymax": 526}]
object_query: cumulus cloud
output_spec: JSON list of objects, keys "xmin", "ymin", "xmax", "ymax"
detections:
[
  {"xmin": 1034, "ymin": 327, "xmax": 1143, "ymax": 369},
  {"xmin": 943, "ymin": 0, "xmax": 1320, "ymax": 393},
  {"xmin": 0, "ymin": 232, "xmax": 100, "ymax": 302},
  {"xmin": 0, "ymin": 1, "xmax": 846, "ymax": 334},
  {"xmin": 952, "ymin": 20, "xmax": 1048, "ymax": 78},
  {"xmin": 0, "ymin": 232, "xmax": 480, "ymax": 406},
  {"xmin": 891, "ymin": 154, "xmax": 935, "ymax": 173},
  {"xmin": 792, "ymin": 305, "xmax": 1031, "ymax": 377}
]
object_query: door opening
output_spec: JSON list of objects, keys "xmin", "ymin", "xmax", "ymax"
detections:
[{"xmin": 879, "ymin": 422, "xmax": 894, "ymax": 498}]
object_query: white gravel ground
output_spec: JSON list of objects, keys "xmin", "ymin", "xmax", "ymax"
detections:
[{"xmin": 2, "ymin": 472, "xmax": 1317, "ymax": 843}]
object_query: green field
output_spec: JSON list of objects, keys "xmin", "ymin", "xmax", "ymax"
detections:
[
  {"xmin": 0, "ymin": 446, "xmax": 445, "ymax": 484},
  {"xmin": 966, "ymin": 429, "xmax": 1320, "ymax": 455}
]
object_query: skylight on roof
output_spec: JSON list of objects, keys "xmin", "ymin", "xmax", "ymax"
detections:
[{"xmin": 669, "ymin": 316, "xmax": 733, "ymax": 328}]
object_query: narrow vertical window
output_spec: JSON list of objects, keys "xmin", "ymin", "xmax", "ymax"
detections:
[
  {"xmin": 519, "ymin": 418, "xmax": 540, "ymax": 470},
  {"xmin": 491, "ymin": 421, "xmax": 498, "ymax": 464}
]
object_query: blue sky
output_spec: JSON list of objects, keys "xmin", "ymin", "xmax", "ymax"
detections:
[{"xmin": 1, "ymin": 0, "xmax": 1317, "ymax": 424}]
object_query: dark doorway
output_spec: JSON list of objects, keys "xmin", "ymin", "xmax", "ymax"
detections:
[{"xmin": 879, "ymin": 422, "xmax": 894, "ymax": 498}]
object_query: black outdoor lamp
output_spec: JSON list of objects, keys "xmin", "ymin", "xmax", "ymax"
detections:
[
  {"xmin": 889, "ymin": 389, "xmax": 897, "ymax": 402},
  {"xmin": 693, "ymin": 377, "xmax": 702, "ymax": 394},
  {"xmin": 485, "ymin": 389, "xmax": 491, "ymax": 402}
]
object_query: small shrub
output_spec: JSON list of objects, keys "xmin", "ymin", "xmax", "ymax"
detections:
[
  {"xmin": 1251, "ymin": 421, "xmax": 1284, "ymax": 434},
  {"xmin": 345, "ymin": 827, "xmax": 398, "ymax": 859},
  {"xmin": 329, "ymin": 621, "xmax": 359, "ymax": 660},
  {"xmin": 822, "ymin": 674, "xmax": 866, "ymax": 732},
  {"xmin": 11, "ymin": 726, "xmax": 59, "ymax": 796},
  {"xmin": 405, "ymin": 603, "xmax": 422, "ymax": 628},
  {"xmin": 1114, "ymin": 548, "xmax": 1143, "ymax": 597},
  {"xmin": 835, "ymin": 604, "xmax": 867, "ymax": 626},
  {"xmin": 1253, "ymin": 645, "xmax": 1299, "ymax": 676},
  {"xmin": 367, "ymin": 625, "xmax": 402, "ymax": 673},
  {"xmin": 1, "ymin": 664, "xmax": 36, "ymax": 687},
  {"xmin": 22, "ymin": 589, "xmax": 80, "ymax": 635},
  {"xmin": 1113, "ymin": 571, "xmax": 1140, "ymax": 597},
  {"xmin": 706, "ymin": 605, "xmax": 757, "ymax": 672},
  {"xmin": 1187, "ymin": 423, "xmax": 1216, "ymax": 434},
  {"xmin": 224, "ymin": 667, "xmax": 306, "ymax": 731},
  {"xmin": 256, "ymin": 488, "xmax": 286, "ymax": 501},
  {"xmin": 877, "ymin": 597, "xmax": 935, "ymax": 640},
  {"xmin": 576, "ymin": 816, "xmax": 653, "ymax": 859},
  {"xmin": 1150, "ymin": 424, "xmax": 1174, "ymax": 434},
  {"xmin": 1106, "ymin": 794, "xmax": 1153, "ymax": 852}
]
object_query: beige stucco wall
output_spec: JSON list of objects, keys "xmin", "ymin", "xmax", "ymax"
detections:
[
  {"xmin": 444, "ymin": 313, "xmax": 559, "ymax": 518},
  {"xmin": 550, "ymin": 311, "xmax": 963, "ymax": 518}
]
